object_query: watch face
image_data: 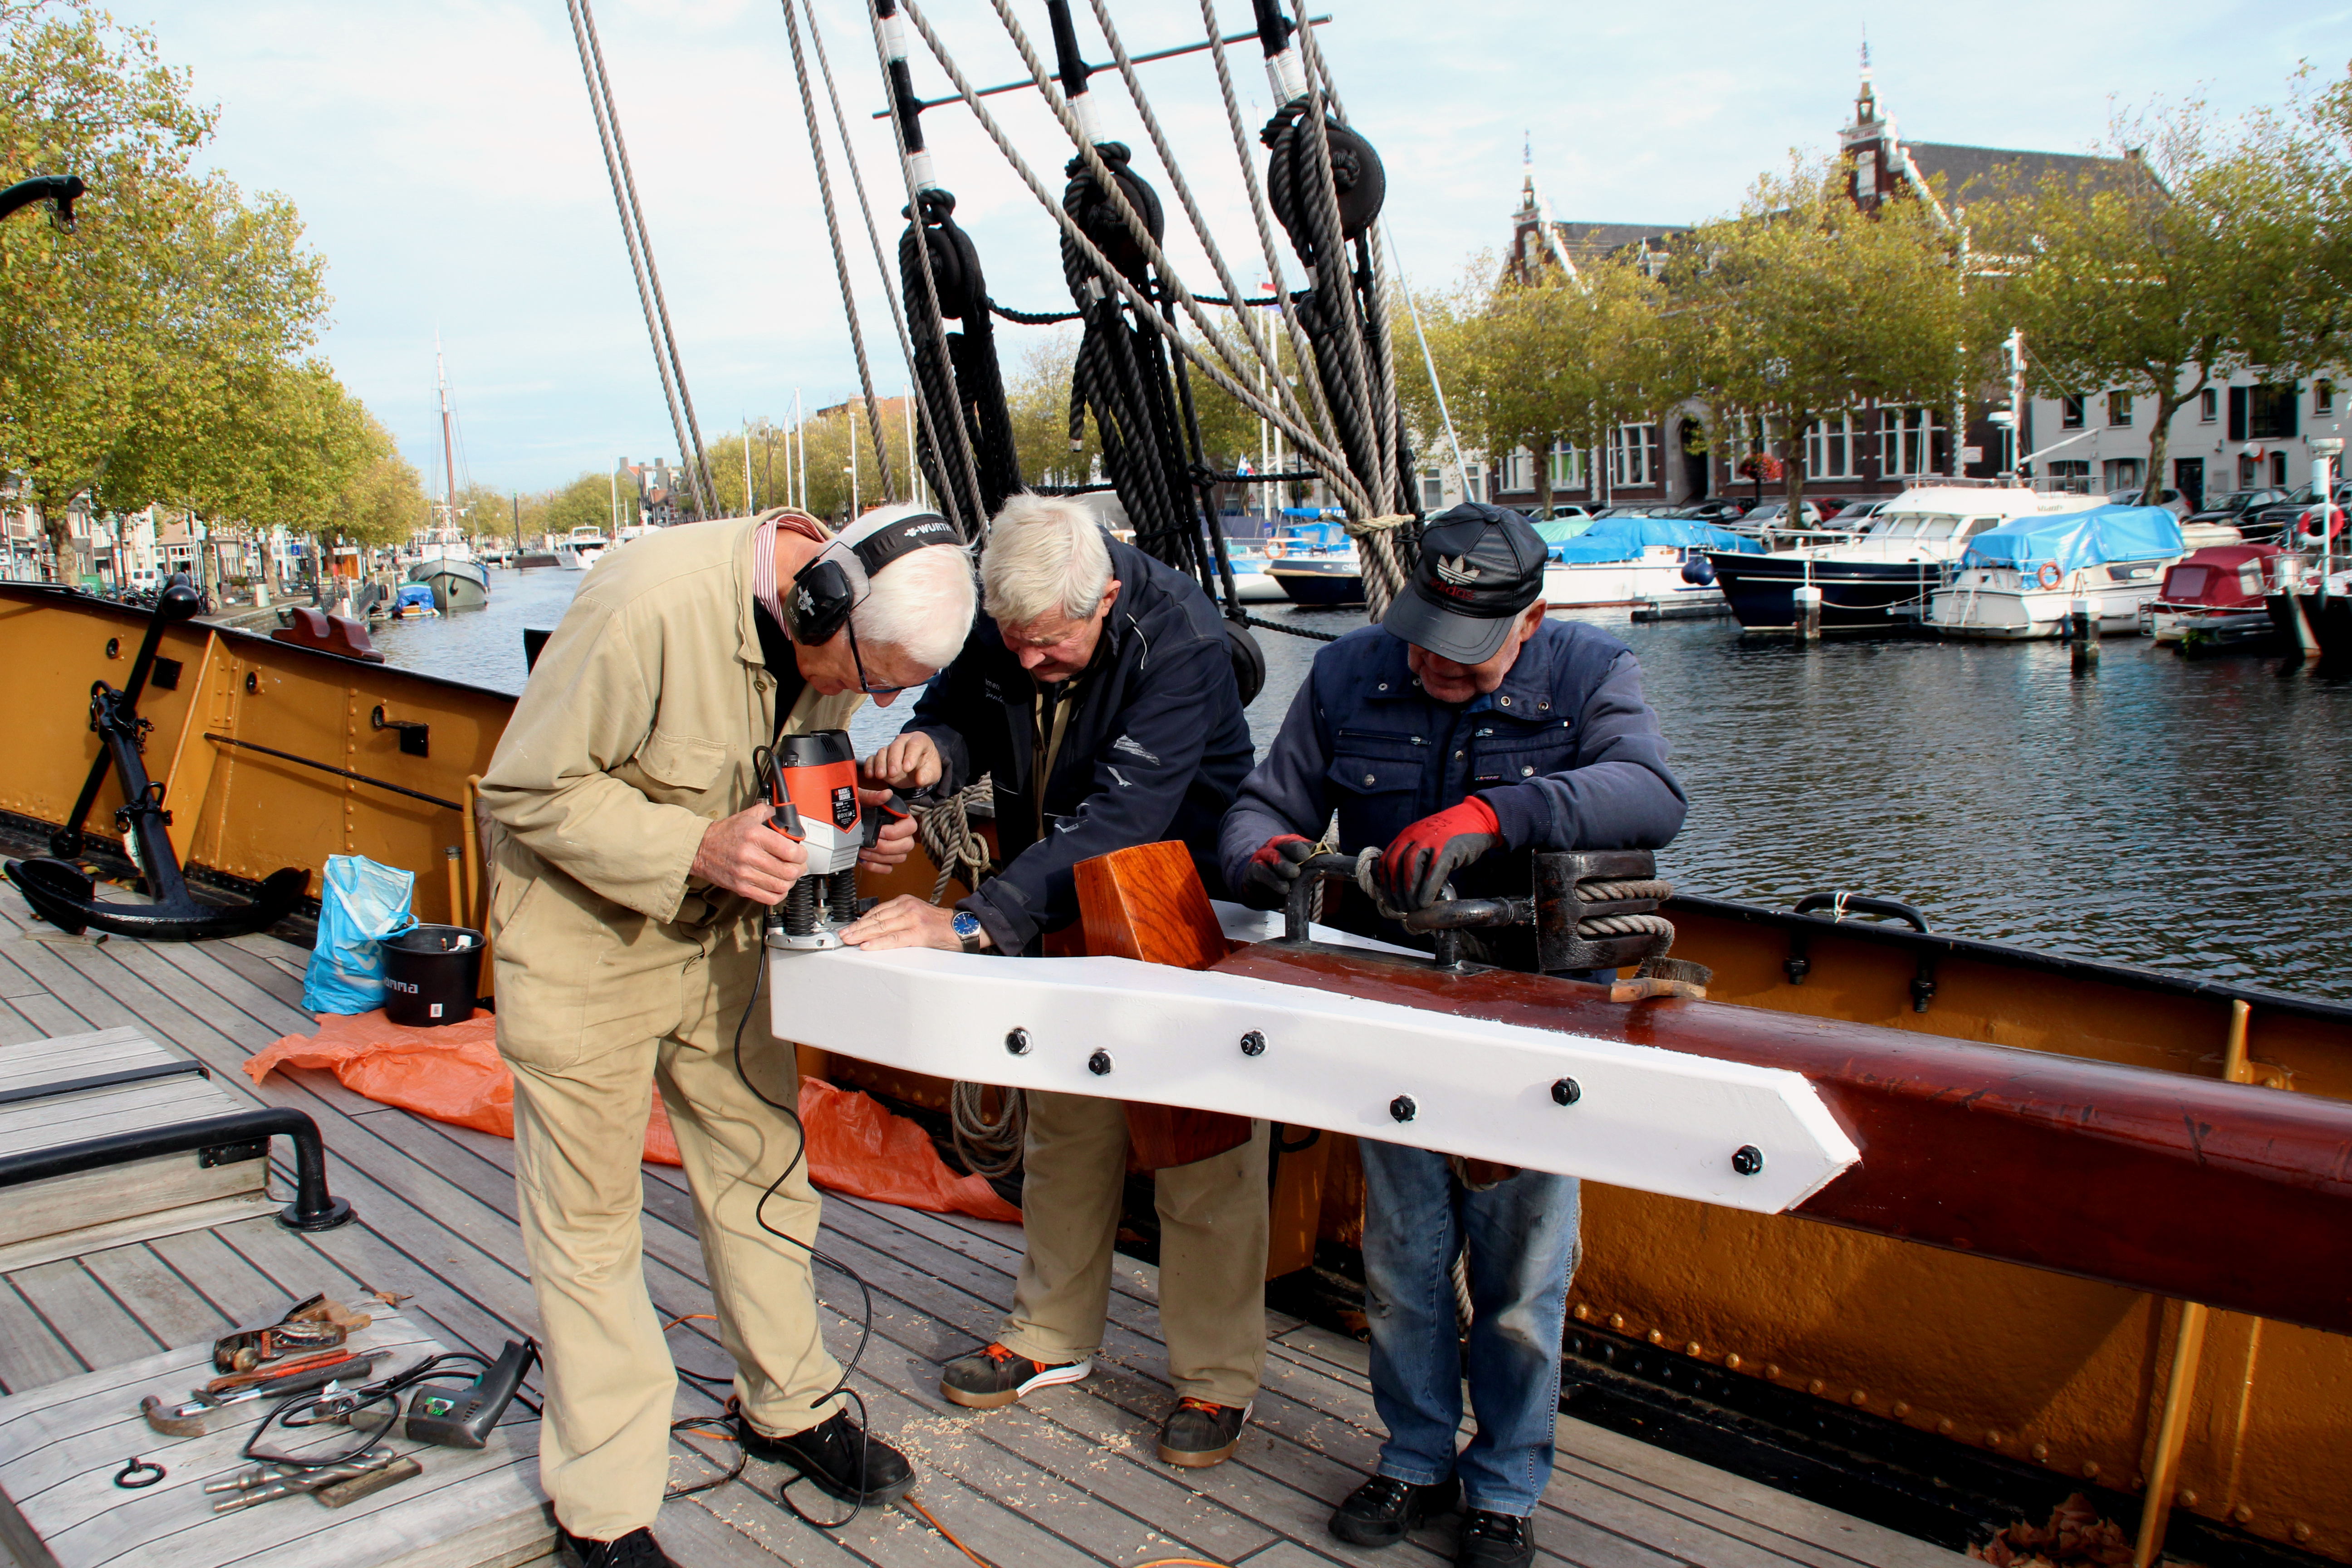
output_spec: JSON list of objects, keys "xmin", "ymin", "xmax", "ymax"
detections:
[{"xmin": 951, "ymin": 912, "xmax": 980, "ymax": 937}]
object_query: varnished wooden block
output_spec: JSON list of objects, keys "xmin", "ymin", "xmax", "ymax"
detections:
[{"xmin": 0, "ymin": 1313, "xmax": 553, "ymax": 1568}]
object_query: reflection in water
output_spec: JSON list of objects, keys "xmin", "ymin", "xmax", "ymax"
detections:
[{"xmin": 373, "ymin": 569, "xmax": 2352, "ymax": 999}]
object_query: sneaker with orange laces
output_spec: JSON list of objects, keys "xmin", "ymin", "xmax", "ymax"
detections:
[
  {"xmin": 1157, "ymin": 1396, "xmax": 1251, "ymax": 1467},
  {"xmin": 938, "ymin": 1343, "xmax": 1092, "ymax": 1410}
]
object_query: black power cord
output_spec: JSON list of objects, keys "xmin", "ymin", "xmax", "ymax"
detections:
[{"xmin": 241, "ymin": 1350, "xmax": 501, "ymax": 1470}]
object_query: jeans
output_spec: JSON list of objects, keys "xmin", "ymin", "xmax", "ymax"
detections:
[{"xmin": 1358, "ymin": 1139, "xmax": 1579, "ymax": 1517}]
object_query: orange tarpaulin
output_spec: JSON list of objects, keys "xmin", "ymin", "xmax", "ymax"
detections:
[{"xmin": 243, "ymin": 1010, "xmax": 1019, "ymax": 1224}]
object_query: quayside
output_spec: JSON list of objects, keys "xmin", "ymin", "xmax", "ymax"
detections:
[{"xmin": 0, "ymin": 582, "xmax": 2347, "ymax": 1565}]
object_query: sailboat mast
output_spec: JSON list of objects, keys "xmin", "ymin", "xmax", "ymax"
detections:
[{"xmin": 436, "ymin": 337, "xmax": 460, "ymax": 529}]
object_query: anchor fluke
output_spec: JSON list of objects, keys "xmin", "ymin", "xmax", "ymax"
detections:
[{"xmin": 5, "ymin": 858, "xmax": 309, "ymax": 942}]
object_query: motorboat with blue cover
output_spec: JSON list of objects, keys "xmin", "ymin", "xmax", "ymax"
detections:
[
  {"xmin": 1706, "ymin": 486, "xmax": 2103, "ymax": 632},
  {"xmin": 1928, "ymin": 505, "xmax": 2185, "ymax": 639},
  {"xmin": 1544, "ymin": 514, "xmax": 1762, "ymax": 609}
]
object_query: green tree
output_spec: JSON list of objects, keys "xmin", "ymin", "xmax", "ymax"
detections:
[
  {"xmin": 543, "ymin": 472, "xmax": 614, "ymax": 537},
  {"xmin": 0, "ymin": 0, "xmax": 329, "ymax": 573},
  {"xmin": 1973, "ymin": 106, "xmax": 2290, "ymax": 505},
  {"xmin": 331, "ymin": 409, "xmax": 429, "ymax": 553},
  {"xmin": 1669, "ymin": 157, "xmax": 1970, "ymax": 514}
]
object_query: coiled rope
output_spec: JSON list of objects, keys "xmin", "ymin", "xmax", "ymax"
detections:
[
  {"xmin": 914, "ymin": 779, "xmax": 995, "ymax": 906},
  {"xmin": 951, "ymin": 1082, "xmax": 1027, "ymax": 1181}
]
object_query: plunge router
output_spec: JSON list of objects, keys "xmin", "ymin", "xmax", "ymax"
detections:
[{"xmin": 761, "ymin": 730, "xmax": 910, "ymax": 950}]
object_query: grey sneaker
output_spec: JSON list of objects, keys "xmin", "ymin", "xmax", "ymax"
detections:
[{"xmin": 1157, "ymin": 1397, "xmax": 1251, "ymax": 1467}]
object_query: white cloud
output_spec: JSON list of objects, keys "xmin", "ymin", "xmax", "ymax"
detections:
[{"xmin": 122, "ymin": 0, "xmax": 2339, "ymax": 492}]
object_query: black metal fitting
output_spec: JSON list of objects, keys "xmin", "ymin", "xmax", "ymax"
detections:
[
  {"xmin": 1240, "ymin": 1030, "xmax": 1266, "ymax": 1057},
  {"xmin": 371, "ymin": 706, "xmax": 429, "ymax": 757},
  {"xmin": 1087, "ymin": 1050, "xmax": 1112, "ymax": 1076},
  {"xmin": 0, "ymin": 1106, "xmax": 354, "ymax": 1230},
  {"xmin": 1789, "ymin": 894, "xmax": 1938, "ymax": 1011},
  {"xmin": 1389, "ymin": 1095, "xmax": 1416, "ymax": 1123},
  {"xmin": 1004, "ymin": 1028, "xmax": 1031, "ymax": 1056},
  {"xmin": 1552, "ymin": 1078, "xmax": 1582, "ymax": 1106},
  {"xmin": 1732, "ymin": 1145, "xmax": 1764, "ymax": 1176}
]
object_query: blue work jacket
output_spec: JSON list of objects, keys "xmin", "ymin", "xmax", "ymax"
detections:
[{"xmin": 1217, "ymin": 620, "xmax": 1686, "ymax": 938}]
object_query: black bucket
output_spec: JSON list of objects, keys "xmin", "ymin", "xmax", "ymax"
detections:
[{"xmin": 381, "ymin": 924, "xmax": 484, "ymax": 1027}]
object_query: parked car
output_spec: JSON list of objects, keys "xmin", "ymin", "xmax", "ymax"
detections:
[
  {"xmin": 1738, "ymin": 500, "xmax": 1826, "ymax": 528},
  {"xmin": 1809, "ymin": 496, "xmax": 1859, "ymax": 519},
  {"xmin": 1528, "ymin": 503, "xmax": 1595, "ymax": 522},
  {"xmin": 2108, "ymin": 486, "xmax": 2189, "ymax": 517},
  {"xmin": 2247, "ymin": 483, "xmax": 2352, "ymax": 546},
  {"xmin": 1837, "ymin": 500, "xmax": 1891, "ymax": 526},
  {"xmin": 1679, "ymin": 498, "xmax": 1753, "ymax": 524},
  {"xmin": 2185, "ymin": 488, "xmax": 2291, "ymax": 528}
]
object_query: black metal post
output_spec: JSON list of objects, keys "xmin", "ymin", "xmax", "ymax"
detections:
[{"xmin": 0, "ymin": 1106, "xmax": 354, "ymax": 1231}]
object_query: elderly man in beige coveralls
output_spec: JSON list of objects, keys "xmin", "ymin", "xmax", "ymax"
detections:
[{"xmin": 481, "ymin": 504, "xmax": 975, "ymax": 1568}]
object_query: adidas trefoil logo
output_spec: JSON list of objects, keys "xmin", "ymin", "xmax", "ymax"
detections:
[{"xmin": 1434, "ymin": 554, "xmax": 1483, "ymax": 586}]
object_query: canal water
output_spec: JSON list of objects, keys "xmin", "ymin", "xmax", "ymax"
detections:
[{"xmin": 375, "ymin": 567, "xmax": 2352, "ymax": 999}]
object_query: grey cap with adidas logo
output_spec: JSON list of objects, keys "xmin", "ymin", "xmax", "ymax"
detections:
[{"xmin": 1382, "ymin": 502, "xmax": 1548, "ymax": 665}]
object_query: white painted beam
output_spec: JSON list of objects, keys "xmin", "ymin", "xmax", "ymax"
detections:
[{"xmin": 771, "ymin": 945, "xmax": 1857, "ymax": 1214}]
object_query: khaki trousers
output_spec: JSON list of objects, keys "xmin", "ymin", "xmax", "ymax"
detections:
[
  {"xmin": 507, "ymin": 954, "xmax": 840, "ymax": 1541},
  {"xmin": 997, "ymin": 1090, "xmax": 1269, "ymax": 1408}
]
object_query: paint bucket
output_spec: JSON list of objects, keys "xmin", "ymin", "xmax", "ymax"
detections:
[{"xmin": 380, "ymin": 925, "xmax": 484, "ymax": 1027}]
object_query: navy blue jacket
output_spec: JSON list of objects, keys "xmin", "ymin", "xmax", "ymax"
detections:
[
  {"xmin": 906, "ymin": 538, "xmax": 1253, "ymax": 955},
  {"xmin": 1218, "ymin": 620, "xmax": 1686, "ymax": 934}
]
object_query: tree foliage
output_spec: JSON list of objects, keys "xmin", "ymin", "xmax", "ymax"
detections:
[{"xmin": 1669, "ymin": 158, "xmax": 1970, "ymax": 513}]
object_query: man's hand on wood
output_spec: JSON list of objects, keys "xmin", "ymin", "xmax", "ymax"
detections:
[{"xmin": 691, "ymin": 803, "xmax": 807, "ymax": 905}]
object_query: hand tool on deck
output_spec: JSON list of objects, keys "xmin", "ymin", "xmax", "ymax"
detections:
[
  {"xmin": 212, "ymin": 1293, "xmax": 372, "ymax": 1373},
  {"xmin": 207, "ymin": 1449, "xmax": 400, "ymax": 1513},
  {"xmin": 140, "ymin": 1349, "xmax": 392, "ymax": 1437},
  {"xmin": 401, "ymin": 1338, "xmax": 538, "ymax": 1448}
]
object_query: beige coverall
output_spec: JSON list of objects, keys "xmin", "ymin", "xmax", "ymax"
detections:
[{"xmin": 480, "ymin": 516, "xmax": 864, "ymax": 1542}]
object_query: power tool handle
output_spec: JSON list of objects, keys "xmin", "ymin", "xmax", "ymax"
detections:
[{"xmin": 860, "ymin": 791, "xmax": 914, "ymax": 849}]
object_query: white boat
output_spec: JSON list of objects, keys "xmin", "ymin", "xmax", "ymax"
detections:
[
  {"xmin": 1708, "ymin": 486, "xmax": 2104, "ymax": 633},
  {"xmin": 1222, "ymin": 550, "xmax": 1290, "ymax": 603},
  {"xmin": 554, "ymin": 527, "xmax": 610, "ymax": 572},
  {"xmin": 1927, "ymin": 505, "xmax": 2187, "ymax": 640},
  {"xmin": 1540, "ymin": 514, "xmax": 1754, "ymax": 610},
  {"xmin": 407, "ymin": 523, "xmax": 490, "ymax": 612}
]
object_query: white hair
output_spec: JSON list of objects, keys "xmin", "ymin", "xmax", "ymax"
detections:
[
  {"xmin": 981, "ymin": 493, "xmax": 1114, "ymax": 625},
  {"xmin": 838, "ymin": 503, "xmax": 975, "ymax": 671}
]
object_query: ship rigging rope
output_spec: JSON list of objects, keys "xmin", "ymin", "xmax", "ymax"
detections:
[
  {"xmin": 892, "ymin": 0, "xmax": 1365, "ymax": 515},
  {"xmin": 565, "ymin": 0, "xmax": 716, "ymax": 518},
  {"xmin": 867, "ymin": 1, "xmax": 1000, "ymax": 534},
  {"xmin": 776, "ymin": 0, "xmax": 903, "ymax": 504}
]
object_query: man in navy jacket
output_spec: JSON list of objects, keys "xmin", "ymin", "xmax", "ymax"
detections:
[
  {"xmin": 1218, "ymin": 503, "xmax": 1685, "ymax": 1568},
  {"xmin": 848, "ymin": 494, "xmax": 1264, "ymax": 1470}
]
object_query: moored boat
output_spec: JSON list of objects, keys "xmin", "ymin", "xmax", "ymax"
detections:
[
  {"xmin": 1927, "ymin": 504, "xmax": 2184, "ymax": 639},
  {"xmin": 1709, "ymin": 485, "xmax": 2102, "ymax": 633},
  {"xmin": 1266, "ymin": 548, "xmax": 1362, "ymax": 606},
  {"xmin": 2145, "ymin": 542, "xmax": 2282, "ymax": 652},
  {"xmin": 554, "ymin": 526, "xmax": 610, "ymax": 571},
  {"xmin": 1542, "ymin": 514, "xmax": 1759, "ymax": 610},
  {"xmin": 407, "ymin": 523, "xmax": 491, "ymax": 612}
]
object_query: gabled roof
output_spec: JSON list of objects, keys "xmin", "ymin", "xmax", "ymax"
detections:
[
  {"xmin": 1902, "ymin": 143, "xmax": 2139, "ymax": 206},
  {"xmin": 1549, "ymin": 221, "xmax": 1688, "ymax": 263}
]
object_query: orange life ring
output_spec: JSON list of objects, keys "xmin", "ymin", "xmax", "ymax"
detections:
[{"xmin": 2036, "ymin": 561, "xmax": 2063, "ymax": 590}]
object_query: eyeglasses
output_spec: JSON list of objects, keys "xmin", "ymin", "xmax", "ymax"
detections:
[{"xmin": 843, "ymin": 617, "xmax": 913, "ymax": 696}]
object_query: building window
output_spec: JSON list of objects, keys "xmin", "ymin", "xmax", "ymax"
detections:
[
  {"xmin": 2320, "ymin": 379, "xmax": 2337, "ymax": 416},
  {"xmin": 1879, "ymin": 407, "xmax": 1944, "ymax": 477},
  {"xmin": 2106, "ymin": 391, "xmax": 2133, "ymax": 426},
  {"xmin": 1548, "ymin": 441, "xmax": 1585, "ymax": 492},
  {"xmin": 1421, "ymin": 469, "xmax": 1443, "ymax": 511},
  {"xmin": 1500, "ymin": 448, "xmax": 1534, "ymax": 493},
  {"xmin": 2102, "ymin": 458, "xmax": 2143, "ymax": 495},
  {"xmin": 1464, "ymin": 464, "xmax": 1485, "ymax": 503},
  {"xmin": 1608, "ymin": 425, "xmax": 1657, "ymax": 488},
  {"xmin": 2060, "ymin": 396, "xmax": 2085, "ymax": 430},
  {"xmin": 2230, "ymin": 383, "xmax": 2300, "ymax": 441},
  {"xmin": 2200, "ymin": 388, "xmax": 2218, "ymax": 423},
  {"xmin": 2046, "ymin": 460, "xmax": 2092, "ymax": 495},
  {"xmin": 1805, "ymin": 414, "xmax": 1861, "ymax": 480}
]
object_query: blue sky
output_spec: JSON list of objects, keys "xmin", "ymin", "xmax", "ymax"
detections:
[{"xmin": 127, "ymin": 0, "xmax": 2346, "ymax": 494}]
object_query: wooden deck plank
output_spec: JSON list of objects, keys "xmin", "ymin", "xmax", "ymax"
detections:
[
  {"xmin": 144, "ymin": 1227, "xmax": 318, "ymax": 1329},
  {"xmin": 0, "ymin": 1001, "xmax": 51, "ymax": 1049},
  {"xmin": 74, "ymin": 1243, "xmax": 235, "ymax": 1352},
  {"xmin": 5, "ymin": 1259, "xmax": 162, "ymax": 1371},
  {"xmin": 0, "ymin": 1279, "xmax": 85, "ymax": 1394}
]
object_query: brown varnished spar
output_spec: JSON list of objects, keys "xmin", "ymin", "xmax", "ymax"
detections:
[{"xmin": 1216, "ymin": 940, "xmax": 2352, "ymax": 1337}]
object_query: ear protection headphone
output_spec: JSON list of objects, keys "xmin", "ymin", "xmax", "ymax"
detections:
[{"xmin": 783, "ymin": 512, "xmax": 961, "ymax": 643}]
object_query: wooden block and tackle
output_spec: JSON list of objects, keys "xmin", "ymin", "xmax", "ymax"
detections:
[{"xmin": 0, "ymin": 1311, "xmax": 554, "ymax": 1568}]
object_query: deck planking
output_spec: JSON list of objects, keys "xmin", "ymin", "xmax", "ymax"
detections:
[{"xmin": 0, "ymin": 900, "xmax": 1961, "ymax": 1568}]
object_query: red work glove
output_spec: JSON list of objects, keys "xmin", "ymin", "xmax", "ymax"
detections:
[
  {"xmin": 1378, "ymin": 798, "xmax": 1500, "ymax": 911},
  {"xmin": 1242, "ymin": 833, "xmax": 1314, "ymax": 908}
]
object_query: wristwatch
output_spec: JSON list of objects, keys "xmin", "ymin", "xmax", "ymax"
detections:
[{"xmin": 951, "ymin": 911, "xmax": 985, "ymax": 954}]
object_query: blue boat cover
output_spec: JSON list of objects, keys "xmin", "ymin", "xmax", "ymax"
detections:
[
  {"xmin": 1550, "ymin": 514, "xmax": 1764, "ymax": 563},
  {"xmin": 1960, "ymin": 505, "xmax": 2184, "ymax": 573},
  {"xmin": 395, "ymin": 583, "xmax": 437, "ymax": 610}
]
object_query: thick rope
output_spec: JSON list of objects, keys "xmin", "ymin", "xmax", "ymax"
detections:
[
  {"xmin": 778, "ymin": 0, "xmax": 897, "ymax": 504},
  {"xmin": 898, "ymin": 0, "xmax": 1367, "ymax": 515},
  {"xmin": 914, "ymin": 779, "xmax": 995, "ymax": 905},
  {"xmin": 951, "ymin": 1081, "xmax": 1026, "ymax": 1180}
]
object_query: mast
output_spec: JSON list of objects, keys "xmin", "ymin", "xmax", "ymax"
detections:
[{"xmin": 436, "ymin": 334, "xmax": 460, "ymax": 532}]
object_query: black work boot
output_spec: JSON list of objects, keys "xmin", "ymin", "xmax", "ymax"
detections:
[
  {"xmin": 1329, "ymin": 1473, "xmax": 1462, "ymax": 1547},
  {"xmin": 938, "ymin": 1342, "xmax": 1093, "ymax": 1409},
  {"xmin": 736, "ymin": 1407, "xmax": 916, "ymax": 1506},
  {"xmin": 557, "ymin": 1528, "xmax": 677, "ymax": 1568},
  {"xmin": 1457, "ymin": 1508, "xmax": 1537, "ymax": 1568},
  {"xmin": 1156, "ymin": 1397, "xmax": 1251, "ymax": 1467}
]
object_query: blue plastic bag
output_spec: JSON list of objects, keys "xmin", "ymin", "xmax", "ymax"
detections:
[{"xmin": 303, "ymin": 854, "xmax": 416, "ymax": 1014}]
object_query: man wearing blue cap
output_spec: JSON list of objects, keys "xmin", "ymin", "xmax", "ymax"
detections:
[{"xmin": 1217, "ymin": 502, "xmax": 1686, "ymax": 1568}]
